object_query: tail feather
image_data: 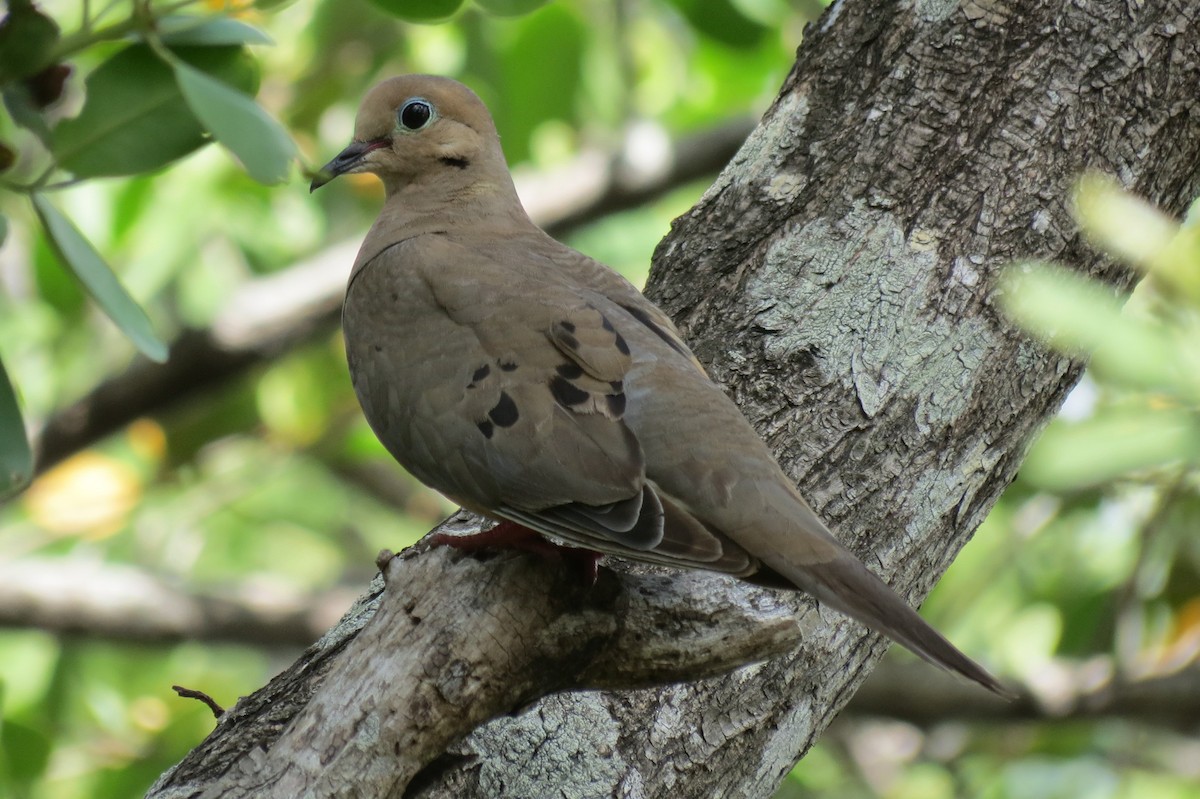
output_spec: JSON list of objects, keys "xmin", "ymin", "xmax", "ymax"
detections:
[{"xmin": 778, "ymin": 551, "xmax": 1013, "ymax": 698}]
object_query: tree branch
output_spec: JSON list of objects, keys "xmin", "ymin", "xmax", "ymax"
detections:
[
  {"xmin": 851, "ymin": 662, "xmax": 1200, "ymax": 729},
  {"xmin": 10, "ymin": 554, "xmax": 1198, "ymax": 730},
  {"xmin": 0, "ymin": 556, "xmax": 354, "ymax": 646}
]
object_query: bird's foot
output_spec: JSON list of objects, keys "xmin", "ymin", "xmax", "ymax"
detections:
[{"xmin": 431, "ymin": 520, "xmax": 602, "ymax": 587}]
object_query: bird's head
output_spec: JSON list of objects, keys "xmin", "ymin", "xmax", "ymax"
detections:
[{"xmin": 310, "ymin": 75, "xmax": 503, "ymax": 195}]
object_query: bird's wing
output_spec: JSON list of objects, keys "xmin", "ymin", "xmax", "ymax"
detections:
[{"xmin": 393, "ymin": 244, "xmax": 758, "ymax": 575}]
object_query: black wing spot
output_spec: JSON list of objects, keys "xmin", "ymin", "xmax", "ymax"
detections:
[
  {"xmin": 609, "ymin": 380, "xmax": 623, "ymax": 392},
  {"xmin": 472, "ymin": 364, "xmax": 491, "ymax": 382},
  {"xmin": 558, "ymin": 331, "xmax": 580, "ymax": 351},
  {"xmin": 556, "ymin": 362, "xmax": 584, "ymax": 379},
  {"xmin": 619, "ymin": 303, "xmax": 690, "ymax": 358},
  {"xmin": 613, "ymin": 332, "xmax": 630, "ymax": 355},
  {"xmin": 499, "ymin": 360, "xmax": 518, "ymax": 371},
  {"xmin": 600, "ymin": 315, "xmax": 615, "ymax": 332},
  {"xmin": 550, "ymin": 375, "xmax": 589, "ymax": 407},
  {"xmin": 606, "ymin": 392, "xmax": 626, "ymax": 417},
  {"xmin": 488, "ymin": 391, "xmax": 519, "ymax": 427},
  {"xmin": 440, "ymin": 156, "xmax": 470, "ymax": 169},
  {"xmin": 560, "ymin": 320, "xmax": 577, "ymax": 333},
  {"xmin": 477, "ymin": 420, "xmax": 495, "ymax": 439}
]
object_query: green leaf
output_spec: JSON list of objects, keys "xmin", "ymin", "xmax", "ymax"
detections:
[
  {"xmin": 31, "ymin": 194, "xmax": 168, "ymax": 362},
  {"xmin": 0, "ymin": 355, "xmax": 32, "ymax": 501},
  {"xmin": 364, "ymin": 0, "xmax": 466, "ymax": 22},
  {"xmin": 173, "ymin": 61, "xmax": 295, "ymax": 185},
  {"xmin": 667, "ymin": 0, "xmax": 769, "ymax": 49},
  {"xmin": 3, "ymin": 85, "xmax": 52, "ymax": 145},
  {"xmin": 473, "ymin": 0, "xmax": 551, "ymax": 15},
  {"xmin": 1075, "ymin": 174, "xmax": 1200, "ymax": 305},
  {"xmin": 0, "ymin": 3, "xmax": 59, "ymax": 82},
  {"xmin": 491, "ymin": 4, "xmax": 584, "ymax": 164},
  {"xmin": 1075, "ymin": 174, "xmax": 1176, "ymax": 272},
  {"xmin": 0, "ymin": 718, "xmax": 52, "ymax": 783},
  {"xmin": 1000, "ymin": 264, "xmax": 1189, "ymax": 395},
  {"xmin": 158, "ymin": 16, "xmax": 274, "ymax": 46},
  {"xmin": 1022, "ymin": 406, "xmax": 1200, "ymax": 489},
  {"xmin": 33, "ymin": 230, "xmax": 85, "ymax": 316},
  {"xmin": 53, "ymin": 45, "xmax": 260, "ymax": 179},
  {"xmin": 0, "ymin": 214, "xmax": 7, "ymax": 248}
]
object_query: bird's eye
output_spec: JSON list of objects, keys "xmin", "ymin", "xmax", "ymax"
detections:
[{"xmin": 398, "ymin": 99, "xmax": 434, "ymax": 131}]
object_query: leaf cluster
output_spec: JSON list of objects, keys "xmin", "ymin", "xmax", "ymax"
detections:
[{"xmin": 0, "ymin": 3, "xmax": 296, "ymax": 499}]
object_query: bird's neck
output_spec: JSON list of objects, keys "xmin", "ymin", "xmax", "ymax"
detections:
[{"xmin": 355, "ymin": 169, "xmax": 536, "ymax": 268}]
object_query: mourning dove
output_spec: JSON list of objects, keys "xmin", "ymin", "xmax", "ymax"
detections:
[{"xmin": 314, "ymin": 75, "xmax": 1007, "ymax": 695}]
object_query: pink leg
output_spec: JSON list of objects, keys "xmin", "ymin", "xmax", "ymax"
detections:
[{"xmin": 432, "ymin": 520, "xmax": 602, "ymax": 587}]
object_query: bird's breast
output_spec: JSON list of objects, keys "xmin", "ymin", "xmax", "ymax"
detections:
[{"xmin": 342, "ymin": 256, "xmax": 477, "ymax": 486}]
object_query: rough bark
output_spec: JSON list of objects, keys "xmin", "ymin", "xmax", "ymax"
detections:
[{"xmin": 147, "ymin": 1, "xmax": 1200, "ymax": 797}]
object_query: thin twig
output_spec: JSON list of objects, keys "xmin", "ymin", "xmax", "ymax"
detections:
[{"xmin": 173, "ymin": 685, "xmax": 226, "ymax": 719}]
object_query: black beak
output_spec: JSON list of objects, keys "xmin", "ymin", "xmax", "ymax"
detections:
[{"xmin": 310, "ymin": 138, "xmax": 390, "ymax": 192}]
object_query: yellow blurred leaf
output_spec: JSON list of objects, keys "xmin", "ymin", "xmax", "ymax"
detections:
[
  {"xmin": 23, "ymin": 452, "xmax": 141, "ymax": 538},
  {"xmin": 130, "ymin": 696, "xmax": 171, "ymax": 732},
  {"xmin": 1159, "ymin": 596, "xmax": 1200, "ymax": 672},
  {"xmin": 127, "ymin": 418, "xmax": 168, "ymax": 464}
]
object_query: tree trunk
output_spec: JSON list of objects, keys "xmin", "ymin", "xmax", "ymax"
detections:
[{"xmin": 147, "ymin": 1, "xmax": 1200, "ymax": 797}]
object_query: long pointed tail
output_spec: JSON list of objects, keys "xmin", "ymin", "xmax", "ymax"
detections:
[{"xmin": 777, "ymin": 550, "xmax": 1012, "ymax": 697}]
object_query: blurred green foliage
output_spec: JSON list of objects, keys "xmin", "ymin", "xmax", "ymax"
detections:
[
  {"xmin": 1004, "ymin": 177, "xmax": 1200, "ymax": 489},
  {"xmin": 0, "ymin": 2, "xmax": 1197, "ymax": 798}
]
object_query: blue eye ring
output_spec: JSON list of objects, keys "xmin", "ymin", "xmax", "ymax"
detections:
[{"xmin": 398, "ymin": 98, "xmax": 435, "ymax": 131}]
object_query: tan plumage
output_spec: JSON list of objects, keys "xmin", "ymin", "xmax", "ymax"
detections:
[{"xmin": 315, "ymin": 75, "xmax": 1008, "ymax": 696}]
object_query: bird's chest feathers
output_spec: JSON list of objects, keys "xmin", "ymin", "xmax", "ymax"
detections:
[{"xmin": 342, "ymin": 248, "xmax": 554, "ymax": 487}]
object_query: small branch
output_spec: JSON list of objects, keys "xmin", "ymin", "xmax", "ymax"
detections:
[
  {"xmin": 173, "ymin": 685, "xmax": 226, "ymax": 719},
  {"xmin": 49, "ymin": 0, "xmax": 206, "ymax": 62},
  {"xmin": 30, "ymin": 119, "xmax": 752, "ymax": 475}
]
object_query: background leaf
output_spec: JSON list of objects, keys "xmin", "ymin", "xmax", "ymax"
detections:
[
  {"xmin": 1075, "ymin": 173, "xmax": 1176, "ymax": 272},
  {"xmin": 31, "ymin": 194, "xmax": 168, "ymax": 362},
  {"xmin": 3, "ymin": 85, "xmax": 53, "ymax": 145},
  {"xmin": 1000, "ymin": 264, "xmax": 1186, "ymax": 395},
  {"xmin": 0, "ymin": 3, "xmax": 59, "ymax": 82},
  {"xmin": 666, "ymin": 0, "xmax": 769, "ymax": 49},
  {"xmin": 486, "ymin": 4, "xmax": 585, "ymax": 164},
  {"xmin": 473, "ymin": 0, "xmax": 551, "ymax": 16},
  {"xmin": 173, "ymin": 61, "xmax": 295, "ymax": 185},
  {"xmin": 364, "ymin": 0, "xmax": 466, "ymax": 22},
  {"xmin": 1022, "ymin": 407, "xmax": 1200, "ymax": 489},
  {"xmin": 158, "ymin": 16, "xmax": 274, "ymax": 46},
  {"xmin": 53, "ymin": 45, "xmax": 260, "ymax": 179},
  {"xmin": 0, "ymin": 356, "xmax": 32, "ymax": 500}
]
